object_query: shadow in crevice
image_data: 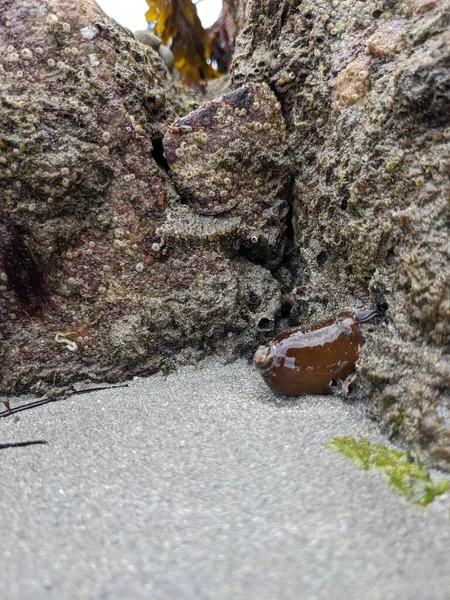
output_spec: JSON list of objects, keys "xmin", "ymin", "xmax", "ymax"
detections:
[{"xmin": 151, "ymin": 137, "xmax": 170, "ymax": 172}]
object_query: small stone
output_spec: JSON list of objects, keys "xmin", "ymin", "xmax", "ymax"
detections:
[
  {"xmin": 158, "ymin": 45, "xmax": 174, "ymax": 71},
  {"xmin": 133, "ymin": 30, "xmax": 161, "ymax": 49}
]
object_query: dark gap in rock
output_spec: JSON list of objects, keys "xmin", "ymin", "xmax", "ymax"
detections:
[
  {"xmin": 0, "ymin": 219, "xmax": 48, "ymax": 311},
  {"xmin": 247, "ymin": 290, "xmax": 262, "ymax": 312},
  {"xmin": 239, "ymin": 243, "xmax": 268, "ymax": 267},
  {"xmin": 111, "ymin": 144, "xmax": 126, "ymax": 156},
  {"xmin": 257, "ymin": 317, "xmax": 273, "ymax": 331},
  {"xmin": 280, "ymin": 299, "xmax": 293, "ymax": 319},
  {"xmin": 341, "ymin": 188, "xmax": 350, "ymax": 210},
  {"xmin": 377, "ymin": 302, "xmax": 389, "ymax": 315},
  {"xmin": 132, "ymin": 51, "xmax": 144, "ymax": 63},
  {"xmin": 370, "ymin": 282, "xmax": 391, "ymax": 312},
  {"xmin": 321, "ymin": 296, "xmax": 330, "ymax": 308},
  {"xmin": 386, "ymin": 247, "xmax": 396, "ymax": 264},
  {"xmin": 268, "ymin": 175, "xmax": 304, "ymax": 332},
  {"xmin": 151, "ymin": 137, "xmax": 170, "ymax": 172},
  {"xmin": 272, "ymin": 175, "xmax": 297, "ymax": 277},
  {"xmin": 279, "ymin": 3, "xmax": 291, "ymax": 29},
  {"xmin": 316, "ymin": 250, "xmax": 328, "ymax": 267}
]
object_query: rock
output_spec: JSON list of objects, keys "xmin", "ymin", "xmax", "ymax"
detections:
[
  {"xmin": 0, "ymin": 0, "xmax": 282, "ymax": 398},
  {"xmin": 133, "ymin": 31, "xmax": 173, "ymax": 71},
  {"xmin": 231, "ymin": 0, "xmax": 450, "ymax": 468},
  {"xmin": 133, "ymin": 30, "xmax": 162, "ymax": 50},
  {"xmin": 3, "ymin": 0, "xmax": 447, "ymax": 471},
  {"xmin": 163, "ymin": 82, "xmax": 291, "ymax": 266},
  {"xmin": 158, "ymin": 45, "xmax": 174, "ymax": 71}
]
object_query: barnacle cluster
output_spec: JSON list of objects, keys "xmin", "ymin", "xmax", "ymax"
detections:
[
  {"xmin": 163, "ymin": 82, "xmax": 287, "ymax": 217},
  {"xmin": 162, "ymin": 82, "xmax": 290, "ymax": 266}
]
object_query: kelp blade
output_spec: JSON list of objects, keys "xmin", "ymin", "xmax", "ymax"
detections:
[{"xmin": 145, "ymin": 0, "xmax": 219, "ymax": 82}]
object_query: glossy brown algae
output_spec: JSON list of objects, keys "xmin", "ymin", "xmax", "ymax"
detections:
[{"xmin": 254, "ymin": 310, "xmax": 378, "ymax": 397}]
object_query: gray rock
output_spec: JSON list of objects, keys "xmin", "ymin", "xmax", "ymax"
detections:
[
  {"xmin": 133, "ymin": 29, "xmax": 161, "ymax": 50},
  {"xmin": 158, "ymin": 44, "xmax": 175, "ymax": 71}
]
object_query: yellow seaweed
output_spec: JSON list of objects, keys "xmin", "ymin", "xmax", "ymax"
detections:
[{"xmin": 145, "ymin": 0, "xmax": 219, "ymax": 82}]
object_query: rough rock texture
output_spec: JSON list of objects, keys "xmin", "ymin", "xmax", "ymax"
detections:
[
  {"xmin": 1, "ymin": 0, "xmax": 449, "ymax": 470},
  {"xmin": 163, "ymin": 82, "xmax": 291, "ymax": 266},
  {"xmin": 231, "ymin": 0, "xmax": 450, "ymax": 468},
  {"xmin": 0, "ymin": 0, "xmax": 281, "ymax": 398}
]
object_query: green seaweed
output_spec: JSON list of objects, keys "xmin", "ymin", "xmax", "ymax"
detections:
[{"xmin": 326, "ymin": 437, "xmax": 450, "ymax": 506}]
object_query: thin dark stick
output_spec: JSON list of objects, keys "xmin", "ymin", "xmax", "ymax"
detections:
[
  {"xmin": 0, "ymin": 440, "xmax": 48, "ymax": 449},
  {"xmin": 0, "ymin": 397, "xmax": 57, "ymax": 418},
  {"xmin": 0, "ymin": 384, "xmax": 129, "ymax": 418}
]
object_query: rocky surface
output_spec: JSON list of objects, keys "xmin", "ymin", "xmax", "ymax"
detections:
[
  {"xmin": 231, "ymin": 0, "xmax": 450, "ymax": 468},
  {"xmin": 1, "ymin": 0, "xmax": 449, "ymax": 469},
  {"xmin": 163, "ymin": 82, "xmax": 291, "ymax": 265},
  {"xmin": 0, "ymin": 0, "xmax": 282, "ymax": 398}
]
